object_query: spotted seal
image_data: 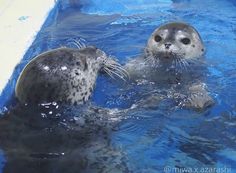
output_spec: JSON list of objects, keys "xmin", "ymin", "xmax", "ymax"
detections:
[
  {"xmin": 125, "ymin": 22, "xmax": 214, "ymax": 110},
  {"xmin": 145, "ymin": 22, "xmax": 205, "ymax": 62},
  {"xmin": 15, "ymin": 46, "xmax": 128, "ymax": 105}
]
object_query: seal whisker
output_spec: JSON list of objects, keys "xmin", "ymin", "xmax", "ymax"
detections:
[
  {"xmin": 187, "ymin": 58, "xmax": 206, "ymax": 66},
  {"xmin": 173, "ymin": 56, "xmax": 184, "ymax": 71},
  {"xmin": 130, "ymin": 52, "xmax": 143, "ymax": 57},
  {"xmin": 111, "ymin": 68, "xmax": 129, "ymax": 80},
  {"xmin": 154, "ymin": 58, "xmax": 160, "ymax": 68},
  {"xmin": 176, "ymin": 58, "xmax": 183, "ymax": 69},
  {"xmin": 70, "ymin": 41, "xmax": 80, "ymax": 49},
  {"xmin": 108, "ymin": 66, "xmax": 129, "ymax": 80},
  {"xmin": 106, "ymin": 66, "xmax": 127, "ymax": 78},
  {"xmin": 145, "ymin": 57, "xmax": 152, "ymax": 65},
  {"xmin": 102, "ymin": 56, "xmax": 129, "ymax": 80},
  {"xmin": 174, "ymin": 58, "xmax": 178, "ymax": 69},
  {"xmin": 103, "ymin": 68, "xmax": 116, "ymax": 80},
  {"xmin": 104, "ymin": 67, "xmax": 122, "ymax": 80},
  {"xmin": 182, "ymin": 59, "xmax": 190, "ymax": 69},
  {"xmin": 75, "ymin": 40, "xmax": 84, "ymax": 49},
  {"xmin": 128, "ymin": 45, "xmax": 146, "ymax": 49},
  {"xmin": 66, "ymin": 38, "xmax": 87, "ymax": 49},
  {"xmin": 104, "ymin": 56, "xmax": 130, "ymax": 79},
  {"xmin": 174, "ymin": 58, "xmax": 182, "ymax": 72},
  {"xmin": 106, "ymin": 64, "xmax": 130, "ymax": 79},
  {"xmin": 121, "ymin": 50, "xmax": 143, "ymax": 57},
  {"xmin": 178, "ymin": 58, "xmax": 187, "ymax": 71},
  {"xmin": 77, "ymin": 38, "xmax": 87, "ymax": 49},
  {"xmin": 145, "ymin": 54, "xmax": 156, "ymax": 65},
  {"xmin": 144, "ymin": 56, "xmax": 151, "ymax": 63},
  {"xmin": 104, "ymin": 67, "xmax": 127, "ymax": 81},
  {"xmin": 180, "ymin": 58, "xmax": 190, "ymax": 71}
]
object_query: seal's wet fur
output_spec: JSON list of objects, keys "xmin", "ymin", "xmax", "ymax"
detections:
[{"xmin": 15, "ymin": 46, "xmax": 127, "ymax": 105}]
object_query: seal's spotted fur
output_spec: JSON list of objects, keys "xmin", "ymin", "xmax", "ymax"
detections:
[{"xmin": 15, "ymin": 46, "xmax": 127, "ymax": 105}]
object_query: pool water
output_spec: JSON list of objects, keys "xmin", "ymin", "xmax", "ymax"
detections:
[{"xmin": 0, "ymin": 0, "xmax": 236, "ymax": 172}]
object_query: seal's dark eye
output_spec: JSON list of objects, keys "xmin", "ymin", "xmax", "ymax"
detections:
[
  {"xmin": 154, "ymin": 35, "xmax": 162, "ymax": 42},
  {"xmin": 181, "ymin": 38, "xmax": 191, "ymax": 45}
]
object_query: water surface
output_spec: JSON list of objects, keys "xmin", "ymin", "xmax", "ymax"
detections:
[{"xmin": 0, "ymin": 0, "xmax": 236, "ymax": 172}]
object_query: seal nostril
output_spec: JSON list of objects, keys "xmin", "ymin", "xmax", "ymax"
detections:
[{"xmin": 165, "ymin": 43, "xmax": 171, "ymax": 49}]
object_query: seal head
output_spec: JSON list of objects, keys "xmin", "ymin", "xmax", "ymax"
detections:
[
  {"xmin": 15, "ymin": 46, "xmax": 127, "ymax": 105},
  {"xmin": 145, "ymin": 22, "xmax": 205, "ymax": 65}
]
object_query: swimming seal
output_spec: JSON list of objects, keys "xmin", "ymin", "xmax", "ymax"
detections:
[
  {"xmin": 126, "ymin": 22, "xmax": 206, "ymax": 79},
  {"xmin": 15, "ymin": 46, "xmax": 128, "ymax": 105},
  {"xmin": 125, "ymin": 22, "xmax": 214, "ymax": 110}
]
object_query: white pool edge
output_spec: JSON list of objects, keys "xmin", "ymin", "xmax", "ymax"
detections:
[{"xmin": 0, "ymin": 0, "xmax": 55, "ymax": 95}]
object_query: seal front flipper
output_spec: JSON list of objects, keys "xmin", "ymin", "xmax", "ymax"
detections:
[{"xmin": 184, "ymin": 82, "xmax": 214, "ymax": 111}]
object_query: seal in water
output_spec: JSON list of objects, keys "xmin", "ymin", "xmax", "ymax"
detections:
[
  {"xmin": 15, "ymin": 46, "xmax": 128, "ymax": 105},
  {"xmin": 145, "ymin": 22, "xmax": 205, "ymax": 62},
  {"xmin": 125, "ymin": 22, "xmax": 214, "ymax": 110}
]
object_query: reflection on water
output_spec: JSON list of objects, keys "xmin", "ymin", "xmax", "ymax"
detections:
[
  {"xmin": 0, "ymin": 103, "xmax": 131, "ymax": 173},
  {"xmin": 0, "ymin": 0, "xmax": 236, "ymax": 172}
]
